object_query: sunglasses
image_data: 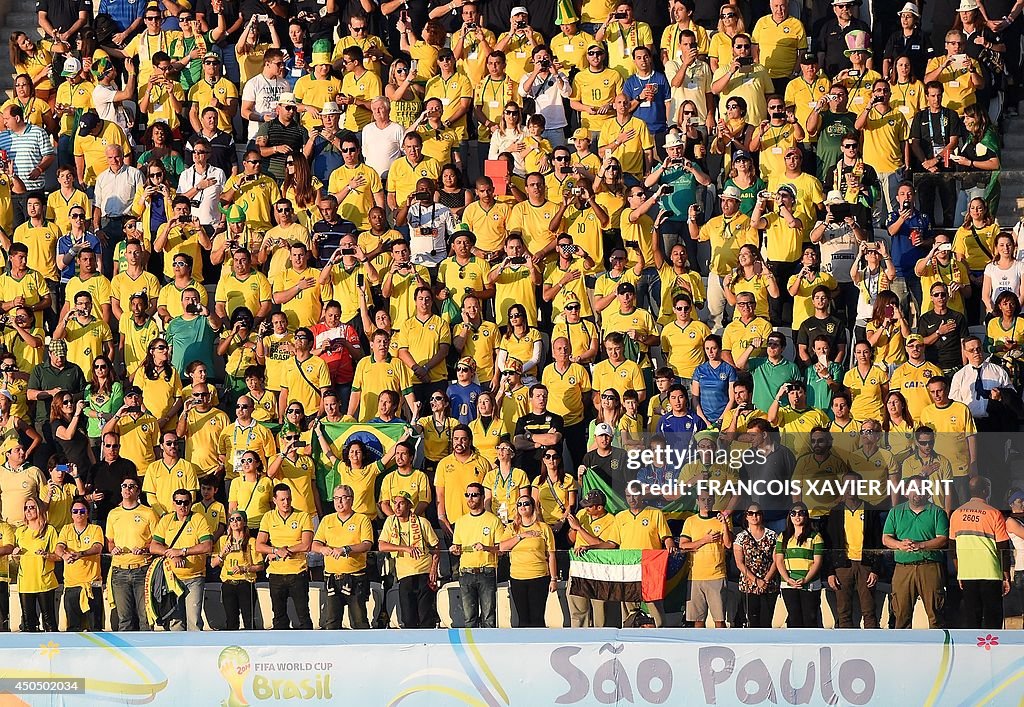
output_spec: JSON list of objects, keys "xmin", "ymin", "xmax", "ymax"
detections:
[
  {"xmin": 121, "ymin": 483, "xmax": 138, "ymax": 490},
  {"xmin": 152, "ymin": 345, "xmax": 168, "ymax": 351},
  {"xmin": 145, "ymin": 15, "xmax": 161, "ymax": 20},
  {"xmin": 172, "ymin": 261, "xmax": 188, "ymax": 267},
  {"xmin": 430, "ymin": 396, "xmax": 445, "ymax": 402},
  {"xmin": 543, "ymin": 453, "xmax": 559, "ymax": 459},
  {"xmin": 674, "ymin": 305, "xmax": 690, "ymax": 311},
  {"xmin": 104, "ymin": 443, "xmax": 121, "ymax": 449},
  {"xmin": 745, "ymin": 510, "xmax": 762, "ymax": 516},
  {"xmin": 917, "ymin": 439, "xmax": 934, "ymax": 446},
  {"xmin": 721, "ymin": 12, "xmax": 737, "ymax": 18},
  {"xmin": 516, "ymin": 501, "xmax": 533, "ymax": 508},
  {"xmin": 587, "ymin": 50, "xmax": 604, "ymax": 56},
  {"xmin": 203, "ymin": 60, "xmax": 220, "ymax": 65},
  {"xmin": 276, "ymin": 207, "xmax": 293, "ymax": 213},
  {"xmin": 244, "ymin": 159, "xmax": 260, "ymax": 165},
  {"xmin": 173, "ymin": 499, "xmax": 190, "ymax": 506},
  {"xmin": 341, "ymin": 147, "xmax": 359, "ymax": 154},
  {"xmin": 456, "ymin": 366, "xmax": 472, "ymax": 373},
  {"xmin": 600, "ymin": 393, "xmax": 617, "ymax": 400},
  {"xmin": 241, "ymin": 458, "xmax": 257, "ymax": 464},
  {"xmin": 287, "ymin": 408, "xmax": 303, "ymax": 414},
  {"xmin": 72, "ymin": 508, "xmax": 89, "ymax": 515},
  {"xmin": 505, "ymin": 109, "xmax": 520, "ymax": 115},
  {"xmin": 236, "ymin": 404, "xmax": 252, "ymax": 410},
  {"xmin": 229, "ymin": 516, "xmax": 244, "ymax": 522},
  {"xmin": 351, "ymin": 26, "xmax": 367, "ymax": 32},
  {"xmin": 163, "ymin": 440, "xmax": 177, "ymax": 446},
  {"xmin": 790, "ymin": 509, "xmax": 807, "ymax": 517},
  {"xmin": 465, "ymin": 492, "xmax": 482, "ymax": 498},
  {"xmin": 70, "ymin": 213, "xmax": 85, "ymax": 219},
  {"xmin": 565, "ymin": 304, "xmax": 581, "ymax": 311}
]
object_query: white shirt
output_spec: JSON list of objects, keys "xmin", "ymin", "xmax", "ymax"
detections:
[
  {"xmin": 177, "ymin": 164, "xmax": 227, "ymax": 225},
  {"xmin": 949, "ymin": 360, "xmax": 1011, "ymax": 417},
  {"xmin": 983, "ymin": 260, "xmax": 1024, "ymax": 309},
  {"xmin": 241, "ymin": 74, "xmax": 291, "ymax": 140},
  {"xmin": 360, "ymin": 120, "xmax": 405, "ymax": 178},
  {"xmin": 94, "ymin": 165, "xmax": 144, "ymax": 218},
  {"xmin": 91, "ymin": 83, "xmax": 133, "ymax": 137},
  {"xmin": 406, "ymin": 202, "xmax": 457, "ymax": 268},
  {"xmin": 517, "ymin": 70, "xmax": 571, "ymax": 130}
]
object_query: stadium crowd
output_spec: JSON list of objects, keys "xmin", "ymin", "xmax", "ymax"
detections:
[{"xmin": 0, "ymin": 0, "xmax": 1021, "ymax": 633}]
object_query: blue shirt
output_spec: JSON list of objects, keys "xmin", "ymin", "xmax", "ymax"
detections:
[
  {"xmin": 623, "ymin": 72, "xmax": 671, "ymax": 135},
  {"xmin": 0, "ymin": 124, "xmax": 57, "ymax": 191},
  {"xmin": 446, "ymin": 382, "xmax": 482, "ymax": 424},
  {"xmin": 98, "ymin": 0, "xmax": 146, "ymax": 31},
  {"xmin": 657, "ymin": 411, "xmax": 706, "ymax": 453},
  {"xmin": 55, "ymin": 233, "xmax": 103, "ymax": 283},
  {"xmin": 691, "ymin": 360, "xmax": 737, "ymax": 423},
  {"xmin": 636, "ymin": 465, "xmax": 677, "ymax": 508},
  {"xmin": 310, "ymin": 135, "xmax": 344, "ymax": 184},
  {"xmin": 884, "ymin": 208, "xmax": 931, "ymax": 278}
]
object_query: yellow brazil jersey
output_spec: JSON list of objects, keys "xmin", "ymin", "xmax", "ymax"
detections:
[
  {"xmin": 387, "ymin": 156, "xmax": 442, "ymax": 205},
  {"xmin": 57, "ymin": 522, "xmax": 103, "ymax": 587},
  {"xmin": 219, "ymin": 421, "xmax": 278, "ymax": 479},
  {"xmin": 119, "ymin": 316, "xmax": 161, "ymax": 377},
  {"xmin": 456, "ymin": 320, "xmax": 500, "ymax": 384},
  {"xmin": 661, "ymin": 21, "xmax": 710, "ymax": 64},
  {"xmin": 767, "ymin": 172, "xmax": 823, "ymax": 241},
  {"xmin": 891, "ymin": 80, "xmax": 926, "ymax": 123},
  {"xmin": 507, "ymin": 199, "xmax": 559, "ymax": 257},
  {"xmin": 890, "ymin": 360, "xmax": 943, "ymax": 420},
  {"xmin": 711, "ymin": 65, "xmax": 773, "ymax": 125},
  {"xmin": 452, "ymin": 510, "xmax": 502, "ymax": 569},
  {"xmin": 110, "ymin": 270, "xmax": 161, "ymax": 314},
  {"xmin": 380, "ymin": 468, "xmax": 433, "ymax": 511},
  {"xmin": 453, "ymin": 26, "xmax": 497, "ymax": 84},
  {"xmin": 661, "ymin": 320, "xmax": 712, "ymax": 378},
  {"xmin": 491, "ymin": 263, "xmax": 538, "ymax": 327},
  {"xmin": 181, "ymin": 405, "xmax": 229, "ymax": 471},
  {"xmin": 789, "ymin": 271, "xmax": 838, "ymax": 331},
  {"xmin": 572, "ymin": 68, "xmax": 623, "ymax": 132},
  {"xmin": 925, "ymin": 55, "xmax": 981, "ymax": 113},
  {"xmin": 416, "ymin": 415, "xmax": 456, "ymax": 464},
  {"xmin": 862, "ymin": 108, "xmax": 909, "ymax": 173},
  {"xmin": 438, "ymin": 257, "xmax": 489, "ymax": 311},
  {"xmin": 594, "ymin": 269, "xmax": 639, "ymax": 304},
  {"xmin": 357, "ymin": 227, "xmax": 397, "ymax": 275},
  {"xmin": 192, "ymin": 499, "xmax": 227, "ymax": 536},
  {"xmin": 0, "ymin": 521, "xmax": 12, "ymax": 581},
  {"xmin": 843, "ymin": 364, "xmax": 890, "ymax": 423},
  {"xmin": 551, "ymin": 30, "xmax": 594, "ymax": 72},
  {"xmin": 482, "ymin": 466, "xmax": 530, "ymax": 521},
  {"xmin": 13, "ymin": 220, "xmax": 61, "ymax": 281},
  {"xmin": 64, "ymin": 316, "xmax": 111, "ymax": 373},
  {"xmin": 615, "ymin": 507, "xmax": 670, "ymax": 549},
  {"xmin": 829, "ymin": 419, "xmax": 860, "ymax": 460},
  {"xmin": 142, "ymin": 458, "xmax": 200, "ymax": 517},
  {"xmin": 620, "ymin": 210, "xmax": 655, "ymax": 270},
  {"xmin": 105, "ymin": 503, "xmax": 160, "ymax": 569},
  {"xmin": 114, "ymin": 413, "xmax": 160, "ymax": 472},
  {"xmin": 156, "ymin": 220, "xmax": 205, "ymax": 281},
  {"xmin": 56, "ymin": 79, "xmax": 96, "ymax": 137},
  {"xmin": 264, "ymin": 223, "xmax": 312, "ymax": 280},
  {"xmin": 603, "ymin": 21, "xmax": 653, "ymax": 79},
  {"xmin": 602, "ymin": 306, "xmax": 659, "ymax": 365},
  {"xmin": 408, "ymin": 40, "xmax": 440, "ymax": 81},
  {"xmin": 15, "ymin": 524, "xmax": 59, "ymax": 593},
  {"xmin": 271, "ymin": 454, "xmax": 318, "ymax": 516},
  {"xmin": 500, "ymin": 384, "xmax": 529, "ymax": 435},
  {"xmin": 562, "ymin": 206, "xmax": 605, "ymax": 275},
  {"xmin": 752, "ymin": 16, "xmax": 807, "ymax": 79},
  {"xmin": 777, "ymin": 407, "xmax": 831, "ymax": 456},
  {"xmin": 326, "ymin": 163, "xmax": 383, "ymax": 231},
  {"xmin": 215, "ymin": 272, "xmax": 272, "ymax": 321},
  {"xmin": 573, "ymin": 509, "xmax": 620, "ymax": 549},
  {"xmin": 228, "ymin": 474, "xmax": 274, "ymax": 529},
  {"xmin": 260, "ymin": 332, "xmax": 294, "ymax": 392},
  {"xmin": 222, "ymin": 174, "xmax": 280, "ymax": 229},
  {"xmin": 756, "ymin": 123, "xmax": 800, "ymax": 181},
  {"xmin": 533, "ymin": 473, "xmax": 577, "ymax": 523},
  {"xmin": 657, "ymin": 267, "xmax": 706, "ymax": 324},
  {"xmin": 542, "ymin": 362, "xmax": 592, "ymax": 427},
  {"xmin": 325, "ymin": 261, "xmax": 375, "ymax": 323},
  {"xmin": 314, "ymin": 511, "xmax": 375, "ymax": 574},
  {"xmin": 0, "ymin": 270, "xmax": 50, "ymax": 330},
  {"xmin": 580, "ymin": 0, "xmax": 616, "ymax": 23},
  {"xmin": 901, "ymin": 452, "xmax": 954, "ymax": 507},
  {"xmin": 461, "ymin": 200, "xmax": 511, "ymax": 252},
  {"xmin": 500, "ymin": 520, "xmax": 555, "ymax": 580},
  {"xmin": 699, "ymin": 213, "xmax": 757, "ymax": 277},
  {"xmin": 598, "ymin": 115, "xmax": 653, "ymax": 179},
  {"xmin": 270, "ymin": 267, "xmax": 326, "ymax": 329},
  {"xmin": 591, "ymin": 359, "xmax": 645, "ymax": 399},
  {"xmin": 681, "ymin": 513, "xmax": 731, "ymax": 580},
  {"xmin": 920, "ymin": 260, "xmax": 970, "ymax": 314},
  {"xmin": 848, "ymin": 447, "xmax": 898, "ymax": 506},
  {"xmin": 157, "ymin": 279, "xmax": 208, "ymax": 320},
  {"xmin": 0, "ymin": 375, "xmax": 31, "ymax": 422},
  {"xmin": 386, "ymin": 263, "xmax": 432, "ymax": 328},
  {"xmin": 424, "ymin": 72, "xmax": 474, "ymax": 140},
  {"xmin": 470, "ymin": 417, "xmax": 504, "ymax": 465},
  {"xmin": 141, "ymin": 79, "xmax": 186, "ymax": 130},
  {"xmin": 550, "ymin": 318, "xmax": 599, "ymax": 364},
  {"xmin": 397, "ymin": 314, "xmax": 451, "ymax": 384},
  {"xmin": 864, "ymin": 319, "xmax": 907, "ymax": 367},
  {"xmin": 251, "ymin": 389, "xmax": 278, "ymax": 423},
  {"xmin": 438, "ymin": 452, "xmax": 498, "ymax": 528},
  {"xmin": 282, "ymin": 355, "xmax": 331, "ymax": 418},
  {"xmin": 65, "ymin": 273, "xmax": 111, "ymax": 320},
  {"xmin": 187, "ymin": 77, "xmax": 239, "ymax": 132},
  {"xmin": 132, "ymin": 368, "xmax": 183, "ymax": 432},
  {"xmin": 496, "ymin": 30, "xmax": 545, "ymax": 79},
  {"xmin": 497, "ymin": 327, "xmax": 542, "ymax": 369},
  {"xmin": 46, "ymin": 189, "xmax": 92, "ymax": 234},
  {"xmin": 214, "ymin": 534, "xmax": 261, "ymax": 583},
  {"xmin": 351, "ymin": 355, "xmax": 412, "ymax": 422},
  {"xmin": 732, "ymin": 272, "xmax": 775, "ymax": 319},
  {"xmin": 259, "ymin": 509, "xmax": 314, "ymax": 575},
  {"xmin": 381, "ymin": 514, "xmax": 438, "ymax": 579},
  {"xmin": 918, "ymin": 401, "xmax": 977, "ymax": 477},
  {"xmin": 474, "ymin": 75, "xmax": 520, "ymax": 144},
  {"xmin": 293, "ymin": 75, "xmax": 342, "ymax": 130},
  {"xmin": 153, "ymin": 512, "xmax": 213, "ymax": 580},
  {"xmin": 987, "ymin": 316, "xmax": 1024, "ymax": 353},
  {"xmin": 953, "ymin": 223, "xmax": 999, "ymax": 272},
  {"xmin": 722, "ymin": 316, "xmax": 773, "ymax": 361},
  {"xmin": 74, "ymin": 121, "xmax": 130, "ymax": 186},
  {"xmin": 2, "ymin": 97, "xmax": 51, "ymax": 129},
  {"xmin": 785, "ymin": 75, "xmax": 831, "ymax": 143},
  {"xmin": 332, "ymin": 35, "xmax": 391, "ymax": 75},
  {"xmin": 792, "ymin": 451, "xmax": 851, "ymax": 517}
]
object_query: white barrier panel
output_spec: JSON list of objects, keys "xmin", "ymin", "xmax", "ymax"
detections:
[{"xmin": 0, "ymin": 629, "xmax": 1020, "ymax": 705}]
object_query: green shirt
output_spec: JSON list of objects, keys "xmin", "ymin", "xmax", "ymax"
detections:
[
  {"xmin": 723, "ymin": 176, "xmax": 767, "ymax": 217},
  {"xmin": 814, "ymin": 111, "xmax": 857, "ymax": 182},
  {"xmin": 883, "ymin": 502, "xmax": 949, "ymax": 564},
  {"xmin": 774, "ymin": 532, "xmax": 824, "ymax": 582},
  {"xmin": 751, "ymin": 358, "xmax": 802, "ymax": 412},
  {"xmin": 85, "ymin": 380, "xmax": 125, "ymax": 438},
  {"xmin": 165, "ymin": 315, "xmax": 217, "ymax": 377}
]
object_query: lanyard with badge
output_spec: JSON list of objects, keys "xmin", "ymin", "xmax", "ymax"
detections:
[{"xmin": 232, "ymin": 423, "xmax": 257, "ymax": 470}]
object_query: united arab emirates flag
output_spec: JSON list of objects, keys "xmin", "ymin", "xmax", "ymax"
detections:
[{"xmin": 569, "ymin": 549, "xmax": 669, "ymax": 602}]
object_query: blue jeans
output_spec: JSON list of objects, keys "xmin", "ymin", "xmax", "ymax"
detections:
[
  {"xmin": 542, "ymin": 128, "xmax": 567, "ymax": 149},
  {"xmin": 167, "ymin": 576, "xmax": 205, "ymax": 631},
  {"xmin": 637, "ymin": 267, "xmax": 661, "ymax": 313},
  {"xmin": 459, "ymin": 570, "xmax": 497, "ymax": 628},
  {"xmin": 111, "ymin": 565, "xmax": 150, "ymax": 631}
]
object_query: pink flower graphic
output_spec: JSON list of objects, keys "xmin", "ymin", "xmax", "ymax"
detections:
[{"xmin": 977, "ymin": 634, "xmax": 999, "ymax": 650}]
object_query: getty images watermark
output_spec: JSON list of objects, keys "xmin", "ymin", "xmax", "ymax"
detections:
[{"xmin": 623, "ymin": 444, "xmax": 954, "ymax": 500}]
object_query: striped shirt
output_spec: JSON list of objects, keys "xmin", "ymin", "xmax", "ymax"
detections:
[
  {"xmin": 775, "ymin": 532, "xmax": 824, "ymax": 582},
  {"xmin": 0, "ymin": 124, "xmax": 56, "ymax": 191}
]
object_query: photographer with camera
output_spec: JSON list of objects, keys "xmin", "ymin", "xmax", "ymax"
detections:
[
  {"xmin": 805, "ymin": 84, "xmax": 856, "ymax": 182},
  {"xmin": 750, "ymin": 183, "xmax": 802, "ymax": 323},
  {"xmin": 645, "ymin": 132, "xmax": 710, "ymax": 265},
  {"xmin": 53, "ymin": 291, "xmax": 114, "ymax": 381},
  {"xmin": 810, "ymin": 190, "xmax": 870, "ymax": 329},
  {"xmin": 711, "ymin": 33, "xmax": 772, "ymax": 125},
  {"xmin": 154, "ymin": 196, "xmax": 214, "ymax": 285},
  {"xmin": 215, "ymin": 248, "xmax": 273, "ymax": 325},
  {"xmin": 520, "ymin": 45, "xmax": 572, "ymax": 147},
  {"xmin": 395, "ymin": 177, "xmax": 458, "ymax": 271},
  {"xmin": 495, "ymin": 7, "xmax": 546, "ymax": 79},
  {"xmin": 854, "ymin": 79, "xmax": 908, "ymax": 225},
  {"xmin": 749, "ymin": 96, "xmax": 805, "ymax": 182},
  {"xmin": 594, "ymin": 1, "xmax": 654, "ymax": 80},
  {"xmin": 178, "ymin": 138, "xmax": 227, "ymax": 228}
]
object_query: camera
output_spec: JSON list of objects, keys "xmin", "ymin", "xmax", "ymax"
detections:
[
  {"xmin": 509, "ymin": 256, "xmax": 528, "ymax": 265},
  {"xmin": 341, "ymin": 247, "xmax": 356, "ymax": 256},
  {"xmin": 466, "ymin": 22, "xmax": 477, "ymax": 30},
  {"xmin": 871, "ymin": 95, "xmax": 884, "ymax": 105},
  {"xmin": 257, "ymin": 14, "xmax": 269, "ymax": 22},
  {"xmin": 624, "ymin": 240, "xmax": 639, "ymax": 249},
  {"xmin": 660, "ymin": 185, "xmax": 674, "ymax": 195},
  {"xmin": 571, "ymin": 186, "xmax": 584, "ymax": 197},
  {"xmin": 413, "ymin": 191, "xmax": 430, "ymax": 201},
  {"xmin": 613, "ymin": 11, "xmax": 627, "ymax": 18},
  {"xmin": 124, "ymin": 406, "xmax": 141, "ymax": 414},
  {"xmin": 419, "ymin": 226, "xmax": 436, "ymax": 236},
  {"xmin": 540, "ymin": 59, "xmax": 551, "ymax": 69},
  {"xmin": 737, "ymin": 56, "xmax": 754, "ymax": 66},
  {"xmin": 185, "ymin": 303, "xmax": 200, "ymax": 315},
  {"xmin": 758, "ymin": 190, "xmax": 774, "ymax": 201},
  {"xmin": 692, "ymin": 204, "xmax": 703, "ymax": 215},
  {"xmin": 828, "ymin": 94, "xmax": 840, "ymax": 103},
  {"xmin": 829, "ymin": 202, "xmax": 851, "ymax": 220},
  {"xmin": 399, "ymin": 262, "xmax": 413, "ymax": 270},
  {"xmin": 515, "ymin": 20, "xmax": 527, "ymax": 29},
  {"xmin": 771, "ymin": 111, "xmax": 786, "ymax": 121},
  {"xmin": 938, "ymin": 243, "xmax": 953, "ymax": 252},
  {"xmin": 884, "ymin": 304, "xmax": 895, "ymax": 319}
]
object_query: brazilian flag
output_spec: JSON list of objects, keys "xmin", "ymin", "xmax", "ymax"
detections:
[{"xmin": 311, "ymin": 422, "xmax": 408, "ymax": 504}]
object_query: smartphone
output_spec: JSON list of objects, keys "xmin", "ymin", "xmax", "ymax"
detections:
[
  {"xmin": 938, "ymin": 243, "xmax": 953, "ymax": 252},
  {"xmin": 660, "ymin": 185, "xmax": 674, "ymax": 195},
  {"xmin": 509, "ymin": 256, "xmax": 528, "ymax": 265},
  {"xmin": 356, "ymin": 273, "xmax": 365, "ymax": 287},
  {"xmin": 624, "ymin": 240, "xmax": 639, "ymax": 249},
  {"xmin": 884, "ymin": 304, "xmax": 895, "ymax": 319},
  {"xmin": 55, "ymin": 464, "xmax": 69, "ymax": 474},
  {"xmin": 124, "ymin": 406, "xmax": 141, "ymax": 414},
  {"xmin": 816, "ymin": 354, "xmax": 828, "ymax": 368},
  {"xmin": 737, "ymin": 56, "xmax": 754, "ymax": 67},
  {"xmin": 341, "ymin": 247, "xmax": 356, "ymax": 256},
  {"xmin": 830, "ymin": 203, "xmax": 851, "ymax": 220},
  {"xmin": 848, "ymin": 69, "xmax": 861, "ymax": 77},
  {"xmin": 413, "ymin": 191, "xmax": 431, "ymax": 201}
]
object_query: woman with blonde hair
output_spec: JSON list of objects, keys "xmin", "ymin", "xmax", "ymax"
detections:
[
  {"xmin": 488, "ymin": 102, "xmax": 528, "ymax": 175},
  {"xmin": 211, "ymin": 510, "xmax": 265, "ymax": 630},
  {"xmin": 498, "ymin": 494, "xmax": 557, "ymax": 627},
  {"xmin": 385, "ymin": 58, "xmax": 424, "ymax": 128},
  {"xmin": 954, "ymin": 196, "xmax": 1001, "ymax": 320},
  {"xmin": 13, "ymin": 497, "xmax": 59, "ymax": 631},
  {"xmin": 2, "ymin": 74, "xmax": 57, "ymax": 131},
  {"xmin": 709, "ymin": 4, "xmax": 746, "ymax": 72}
]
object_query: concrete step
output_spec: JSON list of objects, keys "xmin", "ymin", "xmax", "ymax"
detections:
[{"xmin": 5, "ymin": 12, "xmax": 40, "ymax": 26}]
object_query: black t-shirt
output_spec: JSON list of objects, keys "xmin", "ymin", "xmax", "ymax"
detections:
[
  {"xmin": 186, "ymin": 130, "xmax": 237, "ymax": 176},
  {"xmin": 918, "ymin": 309, "xmax": 969, "ymax": 370},
  {"xmin": 50, "ymin": 420, "xmax": 92, "ymax": 472},
  {"xmin": 38, "ymin": 0, "xmax": 92, "ymax": 36},
  {"xmin": 581, "ymin": 447, "xmax": 630, "ymax": 496},
  {"xmin": 514, "ymin": 410, "xmax": 565, "ymax": 477},
  {"xmin": 882, "ymin": 29, "xmax": 933, "ymax": 79},
  {"xmin": 815, "ymin": 18, "xmax": 871, "ymax": 77},
  {"xmin": 312, "ymin": 218, "xmax": 358, "ymax": 267},
  {"xmin": 86, "ymin": 458, "xmax": 139, "ymax": 526},
  {"xmin": 796, "ymin": 314, "xmax": 847, "ymax": 354},
  {"xmin": 909, "ymin": 108, "xmax": 966, "ymax": 171}
]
